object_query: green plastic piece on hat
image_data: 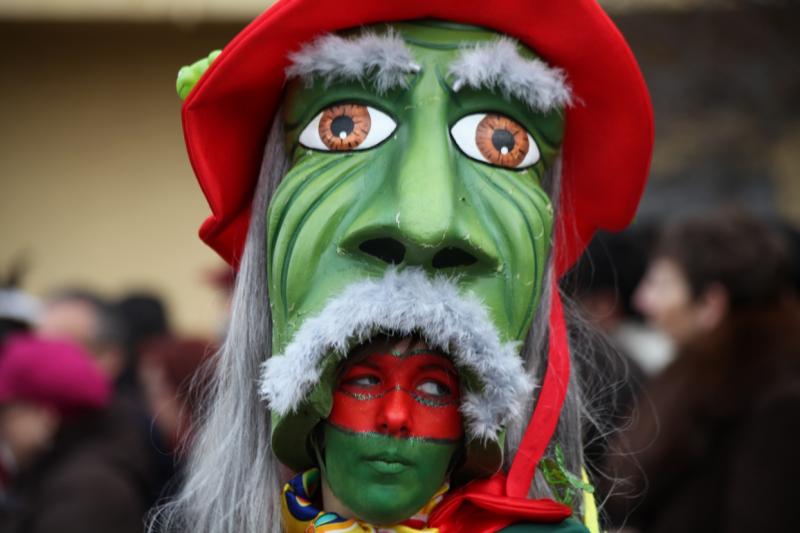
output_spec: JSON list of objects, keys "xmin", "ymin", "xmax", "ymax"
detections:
[
  {"xmin": 540, "ymin": 444, "xmax": 595, "ymax": 508},
  {"xmin": 176, "ymin": 50, "xmax": 221, "ymax": 101}
]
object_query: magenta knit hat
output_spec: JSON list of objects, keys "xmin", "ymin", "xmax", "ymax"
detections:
[{"xmin": 0, "ymin": 335, "xmax": 111, "ymax": 415}]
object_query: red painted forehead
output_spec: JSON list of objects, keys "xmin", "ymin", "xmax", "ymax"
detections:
[{"xmin": 347, "ymin": 351, "xmax": 457, "ymax": 379}]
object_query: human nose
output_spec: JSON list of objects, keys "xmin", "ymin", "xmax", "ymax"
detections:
[{"xmin": 376, "ymin": 388, "xmax": 412, "ymax": 438}]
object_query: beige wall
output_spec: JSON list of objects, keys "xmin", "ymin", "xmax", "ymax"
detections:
[
  {"xmin": 0, "ymin": 0, "xmax": 265, "ymax": 21},
  {"xmin": 0, "ymin": 22, "xmax": 243, "ymax": 335},
  {"xmin": 0, "ymin": 0, "xmax": 726, "ymax": 20}
]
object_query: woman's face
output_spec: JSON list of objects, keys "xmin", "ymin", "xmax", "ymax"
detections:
[
  {"xmin": 321, "ymin": 336, "xmax": 461, "ymax": 525},
  {"xmin": 634, "ymin": 257, "xmax": 704, "ymax": 346}
]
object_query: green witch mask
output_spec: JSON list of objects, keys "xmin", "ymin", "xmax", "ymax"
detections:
[
  {"xmin": 261, "ymin": 20, "xmax": 567, "ymax": 519},
  {"xmin": 270, "ymin": 22, "xmax": 564, "ymax": 350}
]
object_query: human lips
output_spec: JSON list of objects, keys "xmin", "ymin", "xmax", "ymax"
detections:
[{"xmin": 363, "ymin": 452, "xmax": 413, "ymax": 475}]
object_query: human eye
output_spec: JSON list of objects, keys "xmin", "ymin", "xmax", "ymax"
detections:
[
  {"xmin": 298, "ymin": 103, "xmax": 397, "ymax": 152},
  {"xmin": 416, "ymin": 379, "xmax": 452, "ymax": 398},
  {"xmin": 344, "ymin": 374, "xmax": 381, "ymax": 388},
  {"xmin": 450, "ymin": 112, "xmax": 540, "ymax": 169}
]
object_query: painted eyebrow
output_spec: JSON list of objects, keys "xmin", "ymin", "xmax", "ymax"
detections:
[
  {"xmin": 286, "ymin": 30, "xmax": 421, "ymax": 95},
  {"xmin": 448, "ymin": 37, "xmax": 572, "ymax": 113},
  {"xmin": 347, "ymin": 359, "xmax": 381, "ymax": 371}
]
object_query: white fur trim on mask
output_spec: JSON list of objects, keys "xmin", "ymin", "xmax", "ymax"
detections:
[
  {"xmin": 286, "ymin": 30, "xmax": 420, "ymax": 95},
  {"xmin": 449, "ymin": 37, "xmax": 572, "ymax": 112},
  {"xmin": 260, "ymin": 268, "xmax": 534, "ymax": 443}
]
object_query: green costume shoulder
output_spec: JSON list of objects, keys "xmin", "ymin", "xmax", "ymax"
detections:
[{"xmin": 499, "ymin": 517, "xmax": 590, "ymax": 533}]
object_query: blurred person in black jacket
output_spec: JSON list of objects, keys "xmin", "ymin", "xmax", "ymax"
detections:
[
  {"xmin": 36, "ymin": 289, "xmax": 162, "ymax": 528},
  {"xmin": 605, "ymin": 210, "xmax": 800, "ymax": 532}
]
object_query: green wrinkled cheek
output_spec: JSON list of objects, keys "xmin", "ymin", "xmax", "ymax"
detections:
[
  {"xmin": 265, "ymin": 150, "xmax": 382, "ymax": 351},
  {"xmin": 456, "ymin": 156, "xmax": 553, "ymax": 341},
  {"xmin": 323, "ymin": 425, "xmax": 455, "ymax": 525}
]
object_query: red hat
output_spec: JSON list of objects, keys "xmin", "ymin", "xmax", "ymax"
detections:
[
  {"xmin": 181, "ymin": 0, "xmax": 653, "ymax": 499},
  {"xmin": 0, "ymin": 335, "xmax": 111, "ymax": 416},
  {"xmin": 183, "ymin": 0, "xmax": 653, "ymax": 275}
]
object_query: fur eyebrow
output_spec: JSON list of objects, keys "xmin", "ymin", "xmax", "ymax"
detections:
[
  {"xmin": 448, "ymin": 37, "xmax": 573, "ymax": 112},
  {"xmin": 286, "ymin": 30, "xmax": 421, "ymax": 95}
]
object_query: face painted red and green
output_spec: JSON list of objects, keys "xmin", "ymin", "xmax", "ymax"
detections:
[{"xmin": 321, "ymin": 337, "xmax": 461, "ymax": 524}]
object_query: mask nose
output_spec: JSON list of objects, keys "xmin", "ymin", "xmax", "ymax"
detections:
[
  {"xmin": 357, "ymin": 237, "xmax": 480, "ymax": 269},
  {"xmin": 376, "ymin": 388, "xmax": 412, "ymax": 438},
  {"xmin": 338, "ymin": 69, "xmax": 499, "ymax": 273}
]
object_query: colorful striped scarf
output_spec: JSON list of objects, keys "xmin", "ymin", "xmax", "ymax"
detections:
[{"xmin": 281, "ymin": 468, "xmax": 448, "ymax": 533}]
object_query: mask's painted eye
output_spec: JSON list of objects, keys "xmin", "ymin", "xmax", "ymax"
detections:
[
  {"xmin": 450, "ymin": 113, "xmax": 540, "ymax": 169},
  {"xmin": 299, "ymin": 103, "xmax": 397, "ymax": 152}
]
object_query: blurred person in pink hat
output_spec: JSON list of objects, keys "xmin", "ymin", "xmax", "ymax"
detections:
[
  {"xmin": 0, "ymin": 332, "xmax": 157, "ymax": 533},
  {"xmin": 0, "ymin": 336, "xmax": 109, "ymax": 516}
]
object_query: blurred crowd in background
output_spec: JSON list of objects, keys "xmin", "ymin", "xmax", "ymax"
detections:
[
  {"xmin": 569, "ymin": 209, "xmax": 800, "ymax": 532},
  {"xmin": 2, "ymin": 208, "xmax": 799, "ymax": 532},
  {"xmin": 1, "ymin": 1, "xmax": 798, "ymax": 532},
  {"xmin": 0, "ymin": 271, "xmax": 233, "ymax": 532}
]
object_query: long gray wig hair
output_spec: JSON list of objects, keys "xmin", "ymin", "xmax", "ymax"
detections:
[{"xmin": 150, "ymin": 111, "xmax": 591, "ymax": 533}]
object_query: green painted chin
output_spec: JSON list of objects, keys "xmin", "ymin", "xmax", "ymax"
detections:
[{"xmin": 323, "ymin": 424, "xmax": 456, "ymax": 525}]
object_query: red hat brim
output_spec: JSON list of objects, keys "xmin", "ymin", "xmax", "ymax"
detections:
[{"xmin": 183, "ymin": 0, "xmax": 653, "ymax": 275}]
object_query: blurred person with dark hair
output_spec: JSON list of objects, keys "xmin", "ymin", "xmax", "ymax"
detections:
[
  {"xmin": 605, "ymin": 210, "xmax": 800, "ymax": 532},
  {"xmin": 137, "ymin": 336, "xmax": 213, "ymax": 499},
  {"xmin": 116, "ymin": 292, "xmax": 171, "ymax": 390},
  {"xmin": 138, "ymin": 337, "xmax": 212, "ymax": 452},
  {"xmin": 570, "ymin": 227, "xmax": 674, "ymax": 379},
  {"xmin": 778, "ymin": 222, "xmax": 800, "ymax": 301},
  {"xmin": 38, "ymin": 289, "xmax": 127, "ymax": 383},
  {"xmin": 36, "ymin": 289, "xmax": 162, "ymax": 519},
  {"xmin": 0, "ymin": 335, "xmax": 117, "ymax": 532}
]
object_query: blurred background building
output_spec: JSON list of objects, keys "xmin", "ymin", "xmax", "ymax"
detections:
[{"xmin": 1, "ymin": 0, "xmax": 798, "ymax": 336}]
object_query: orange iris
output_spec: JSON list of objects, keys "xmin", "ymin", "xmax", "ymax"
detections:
[
  {"xmin": 475, "ymin": 114, "xmax": 530, "ymax": 168},
  {"xmin": 318, "ymin": 103, "xmax": 371, "ymax": 151}
]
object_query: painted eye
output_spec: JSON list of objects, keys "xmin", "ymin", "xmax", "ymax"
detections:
[
  {"xmin": 346, "ymin": 375, "xmax": 381, "ymax": 388},
  {"xmin": 299, "ymin": 103, "xmax": 397, "ymax": 152},
  {"xmin": 416, "ymin": 380, "xmax": 451, "ymax": 398},
  {"xmin": 450, "ymin": 113, "xmax": 540, "ymax": 169}
]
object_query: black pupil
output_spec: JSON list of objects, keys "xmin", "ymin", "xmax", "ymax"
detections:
[
  {"xmin": 491, "ymin": 129, "xmax": 515, "ymax": 152},
  {"xmin": 331, "ymin": 115, "xmax": 355, "ymax": 138}
]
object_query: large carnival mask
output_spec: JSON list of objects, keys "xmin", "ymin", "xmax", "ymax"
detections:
[
  {"xmin": 259, "ymin": 22, "xmax": 566, "ymax": 523},
  {"xmin": 177, "ymin": 0, "xmax": 654, "ymax": 527}
]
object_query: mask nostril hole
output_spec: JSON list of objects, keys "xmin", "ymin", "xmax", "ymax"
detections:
[
  {"xmin": 432, "ymin": 247, "xmax": 478, "ymax": 269},
  {"xmin": 359, "ymin": 238, "xmax": 406, "ymax": 265}
]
